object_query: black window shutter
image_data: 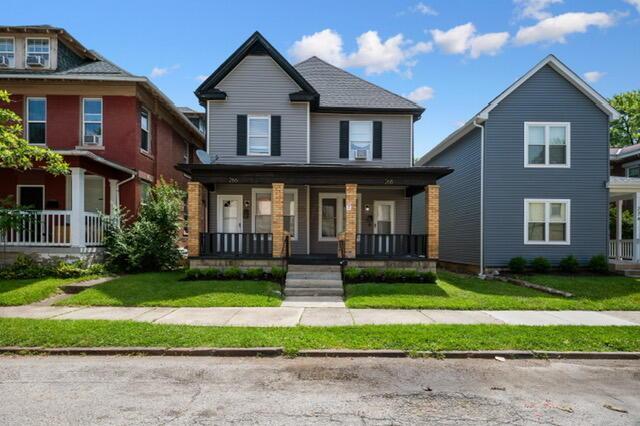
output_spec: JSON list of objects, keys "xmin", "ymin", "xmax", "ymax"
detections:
[
  {"xmin": 237, "ymin": 115, "xmax": 247, "ymax": 156},
  {"xmin": 271, "ymin": 115, "xmax": 281, "ymax": 156},
  {"xmin": 373, "ymin": 121, "xmax": 383, "ymax": 159},
  {"xmin": 339, "ymin": 121, "xmax": 349, "ymax": 158}
]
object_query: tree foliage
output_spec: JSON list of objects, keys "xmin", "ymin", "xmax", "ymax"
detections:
[
  {"xmin": 0, "ymin": 90, "xmax": 68, "ymax": 175},
  {"xmin": 610, "ymin": 90, "xmax": 640, "ymax": 148}
]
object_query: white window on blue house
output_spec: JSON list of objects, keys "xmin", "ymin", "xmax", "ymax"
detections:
[
  {"xmin": 525, "ymin": 199, "xmax": 570, "ymax": 245},
  {"xmin": 525, "ymin": 122, "xmax": 570, "ymax": 167}
]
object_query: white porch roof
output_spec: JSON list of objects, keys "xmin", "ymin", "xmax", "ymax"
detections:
[{"xmin": 608, "ymin": 176, "xmax": 640, "ymax": 195}]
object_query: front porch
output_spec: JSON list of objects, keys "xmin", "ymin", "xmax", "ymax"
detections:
[
  {"xmin": 608, "ymin": 176, "xmax": 640, "ymax": 263},
  {"xmin": 183, "ymin": 163, "xmax": 451, "ymax": 268}
]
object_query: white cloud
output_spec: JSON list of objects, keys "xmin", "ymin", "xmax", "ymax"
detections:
[
  {"xmin": 150, "ymin": 64, "xmax": 180, "ymax": 78},
  {"xmin": 583, "ymin": 71, "xmax": 605, "ymax": 83},
  {"xmin": 195, "ymin": 75, "xmax": 208, "ymax": 82},
  {"xmin": 414, "ymin": 2, "xmax": 438, "ymax": 15},
  {"xmin": 289, "ymin": 29, "xmax": 432, "ymax": 75},
  {"xmin": 514, "ymin": 0, "xmax": 563, "ymax": 20},
  {"xmin": 430, "ymin": 23, "xmax": 510, "ymax": 58},
  {"xmin": 405, "ymin": 86, "xmax": 434, "ymax": 103},
  {"xmin": 625, "ymin": 0, "xmax": 640, "ymax": 13},
  {"xmin": 515, "ymin": 12, "xmax": 617, "ymax": 45}
]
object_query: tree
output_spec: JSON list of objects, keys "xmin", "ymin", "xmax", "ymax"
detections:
[
  {"xmin": 0, "ymin": 90, "xmax": 68, "ymax": 175},
  {"xmin": 610, "ymin": 90, "xmax": 640, "ymax": 148}
]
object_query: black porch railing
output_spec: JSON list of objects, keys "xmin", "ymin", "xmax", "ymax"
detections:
[
  {"xmin": 356, "ymin": 234, "xmax": 426, "ymax": 258},
  {"xmin": 200, "ymin": 233, "xmax": 272, "ymax": 258}
]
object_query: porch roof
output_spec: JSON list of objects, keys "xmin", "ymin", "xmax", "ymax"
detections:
[
  {"xmin": 56, "ymin": 150, "xmax": 136, "ymax": 180},
  {"xmin": 608, "ymin": 176, "xmax": 640, "ymax": 194},
  {"xmin": 177, "ymin": 163, "xmax": 453, "ymax": 187}
]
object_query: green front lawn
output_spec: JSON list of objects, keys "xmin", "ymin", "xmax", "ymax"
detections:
[
  {"xmin": 58, "ymin": 272, "xmax": 282, "ymax": 307},
  {"xmin": 345, "ymin": 271, "xmax": 640, "ymax": 310},
  {"xmin": 0, "ymin": 318, "xmax": 638, "ymax": 353},
  {"xmin": 0, "ymin": 275, "xmax": 102, "ymax": 306}
]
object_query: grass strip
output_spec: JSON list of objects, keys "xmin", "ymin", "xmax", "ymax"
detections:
[
  {"xmin": 0, "ymin": 275, "xmax": 103, "ymax": 306},
  {"xmin": 0, "ymin": 318, "xmax": 638, "ymax": 353}
]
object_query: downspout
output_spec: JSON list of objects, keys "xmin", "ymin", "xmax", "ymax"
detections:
[
  {"xmin": 473, "ymin": 119, "xmax": 485, "ymax": 278},
  {"xmin": 116, "ymin": 172, "xmax": 137, "ymax": 209}
]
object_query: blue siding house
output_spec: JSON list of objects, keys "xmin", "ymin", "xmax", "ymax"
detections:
[{"xmin": 416, "ymin": 55, "xmax": 620, "ymax": 273}]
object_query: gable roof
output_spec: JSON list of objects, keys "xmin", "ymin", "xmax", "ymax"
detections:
[
  {"xmin": 417, "ymin": 54, "xmax": 620, "ymax": 165},
  {"xmin": 294, "ymin": 56, "xmax": 424, "ymax": 116},
  {"xmin": 610, "ymin": 144, "xmax": 640, "ymax": 162},
  {"xmin": 195, "ymin": 31, "xmax": 318, "ymax": 103}
]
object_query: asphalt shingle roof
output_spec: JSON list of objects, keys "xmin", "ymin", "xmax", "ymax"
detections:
[{"xmin": 294, "ymin": 56, "xmax": 423, "ymax": 111}]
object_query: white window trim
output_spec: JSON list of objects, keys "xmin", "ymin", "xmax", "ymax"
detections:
[
  {"xmin": 216, "ymin": 194, "xmax": 243, "ymax": 233},
  {"xmin": 318, "ymin": 192, "xmax": 362, "ymax": 242},
  {"xmin": 25, "ymin": 37, "xmax": 50, "ymax": 68},
  {"xmin": 140, "ymin": 107, "xmax": 151, "ymax": 153},
  {"xmin": 373, "ymin": 200, "xmax": 395, "ymax": 234},
  {"xmin": 26, "ymin": 97, "xmax": 46, "ymax": 146},
  {"xmin": 0, "ymin": 36, "xmax": 16, "ymax": 68},
  {"xmin": 524, "ymin": 198, "xmax": 571, "ymax": 245},
  {"xmin": 348, "ymin": 120, "xmax": 373, "ymax": 161},
  {"xmin": 247, "ymin": 115, "xmax": 271, "ymax": 156},
  {"xmin": 16, "ymin": 185, "xmax": 45, "ymax": 209},
  {"xmin": 183, "ymin": 141, "xmax": 190, "ymax": 164},
  {"xmin": 251, "ymin": 188, "xmax": 298, "ymax": 240},
  {"xmin": 82, "ymin": 98, "xmax": 103, "ymax": 146},
  {"xmin": 524, "ymin": 122, "xmax": 571, "ymax": 168}
]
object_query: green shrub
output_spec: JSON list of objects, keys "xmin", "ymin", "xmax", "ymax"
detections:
[
  {"xmin": 361, "ymin": 268, "xmax": 381, "ymax": 282},
  {"xmin": 382, "ymin": 269, "xmax": 403, "ymax": 282},
  {"xmin": 103, "ymin": 179, "xmax": 185, "ymax": 273},
  {"xmin": 343, "ymin": 267, "xmax": 361, "ymax": 283},
  {"xmin": 0, "ymin": 255, "xmax": 104, "ymax": 280},
  {"xmin": 245, "ymin": 268, "xmax": 265, "ymax": 280},
  {"xmin": 559, "ymin": 255, "xmax": 579, "ymax": 274},
  {"xmin": 530, "ymin": 257, "xmax": 551, "ymax": 273},
  {"xmin": 402, "ymin": 269, "xmax": 418, "ymax": 282},
  {"xmin": 418, "ymin": 271, "xmax": 437, "ymax": 283},
  {"xmin": 223, "ymin": 267, "xmax": 242, "ymax": 280},
  {"xmin": 588, "ymin": 254, "xmax": 609, "ymax": 274},
  {"xmin": 508, "ymin": 257, "xmax": 527, "ymax": 274},
  {"xmin": 270, "ymin": 267, "xmax": 286, "ymax": 281},
  {"xmin": 184, "ymin": 268, "xmax": 220, "ymax": 281}
]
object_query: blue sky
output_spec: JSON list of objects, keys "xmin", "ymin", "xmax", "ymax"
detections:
[{"xmin": 5, "ymin": 0, "xmax": 640, "ymax": 156}]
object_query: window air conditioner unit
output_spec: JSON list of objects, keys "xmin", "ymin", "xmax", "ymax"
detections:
[
  {"xmin": 0, "ymin": 56, "xmax": 9, "ymax": 67},
  {"xmin": 84, "ymin": 135, "xmax": 102, "ymax": 145},
  {"xmin": 354, "ymin": 148, "xmax": 369, "ymax": 160},
  {"xmin": 26, "ymin": 55, "xmax": 45, "ymax": 67}
]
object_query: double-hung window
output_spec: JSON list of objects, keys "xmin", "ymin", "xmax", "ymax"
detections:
[
  {"xmin": 349, "ymin": 121, "xmax": 373, "ymax": 161},
  {"xmin": 248, "ymin": 116, "xmax": 270, "ymax": 155},
  {"xmin": 26, "ymin": 38, "xmax": 50, "ymax": 67},
  {"xmin": 26, "ymin": 97, "xmax": 46, "ymax": 145},
  {"xmin": 82, "ymin": 98, "xmax": 103, "ymax": 145},
  {"xmin": 0, "ymin": 37, "xmax": 15, "ymax": 67},
  {"xmin": 140, "ymin": 108, "xmax": 150, "ymax": 152},
  {"xmin": 252, "ymin": 188, "xmax": 298, "ymax": 239},
  {"xmin": 525, "ymin": 122, "xmax": 570, "ymax": 167},
  {"xmin": 525, "ymin": 199, "xmax": 570, "ymax": 244}
]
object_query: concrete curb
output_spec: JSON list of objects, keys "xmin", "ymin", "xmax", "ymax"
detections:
[{"xmin": 1, "ymin": 347, "xmax": 639, "ymax": 359}]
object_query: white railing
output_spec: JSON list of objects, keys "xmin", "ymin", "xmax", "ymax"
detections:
[
  {"xmin": 84, "ymin": 212, "xmax": 105, "ymax": 246},
  {"xmin": 609, "ymin": 239, "xmax": 634, "ymax": 260},
  {"xmin": 2, "ymin": 210, "xmax": 71, "ymax": 246}
]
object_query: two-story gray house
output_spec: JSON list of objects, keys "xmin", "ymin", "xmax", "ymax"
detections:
[
  {"xmin": 415, "ymin": 55, "xmax": 620, "ymax": 274},
  {"xmin": 180, "ymin": 32, "xmax": 451, "ymax": 270}
]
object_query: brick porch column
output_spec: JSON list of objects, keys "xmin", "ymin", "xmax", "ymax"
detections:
[
  {"xmin": 272, "ymin": 183, "xmax": 285, "ymax": 258},
  {"xmin": 187, "ymin": 182, "xmax": 204, "ymax": 257},
  {"xmin": 344, "ymin": 183, "xmax": 358, "ymax": 258},
  {"xmin": 425, "ymin": 185, "xmax": 440, "ymax": 259}
]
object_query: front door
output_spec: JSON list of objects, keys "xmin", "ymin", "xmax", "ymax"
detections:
[
  {"xmin": 374, "ymin": 201, "xmax": 395, "ymax": 254},
  {"xmin": 17, "ymin": 186, "xmax": 44, "ymax": 210},
  {"xmin": 217, "ymin": 195, "xmax": 243, "ymax": 233}
]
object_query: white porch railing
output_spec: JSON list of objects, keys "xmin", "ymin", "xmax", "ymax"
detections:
[
  {"xmin": 609, "ymin": 239, "xmax": 635, "ymax": 260},
  {"xmin": 1, "ymin": 210, "xmax": 107, "ymax": 247}
]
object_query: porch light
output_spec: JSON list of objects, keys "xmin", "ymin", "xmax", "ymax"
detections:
[
  {"xmin": 364, "ymin": 204, "xmax": 370, "ymax": 212},
  {"xmin": 244, "ymin": 200, "xmax": 250, "ymax": 208}
]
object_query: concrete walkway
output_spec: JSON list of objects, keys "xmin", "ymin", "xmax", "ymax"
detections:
[{"xmin": 1, "ymin": 305, "xmax": 639, "ymax": 327}]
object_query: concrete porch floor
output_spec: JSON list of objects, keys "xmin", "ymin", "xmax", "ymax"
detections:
[{"xmin": 1, "ymin": 305, "xmax": 639, "ymax": 327}]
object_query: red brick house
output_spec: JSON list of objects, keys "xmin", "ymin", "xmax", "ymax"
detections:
[{"xmin": 0, "ymin": 25, "xmax": 204, "ymax": 258}]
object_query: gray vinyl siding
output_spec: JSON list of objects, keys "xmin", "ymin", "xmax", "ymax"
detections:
[
  {"xmin": 207, "ymin": 55, "xmax": 308, "ymax": 164},
  {"xmin": 483, "ymin": 64, "xmax": 609, "ymax": 266},
  {"xmin": 207, "ymin": 185, "xmax": 308, "ymax": 255},
  {"xmin": 310, "ymin": 113, "xmax": 413, "ymax": 166},
  {"xmin": 421, "ymin": 128, "xmax": 481, "ymax": 266},
  {"xmin": 309, "ymin": 187, "xmax": 411, "ymax": 254}
]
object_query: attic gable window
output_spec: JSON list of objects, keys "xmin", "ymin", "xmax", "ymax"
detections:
[
  {"xmin": 26, "ymin": 38, "xmax": 50, "ymax": 68},
  {"xmin": 0, "ymin": 38, "xmax": 15, "ymax": 68}
]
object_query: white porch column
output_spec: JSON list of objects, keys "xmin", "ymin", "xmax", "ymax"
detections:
[
  {"xmin": 70, "ymin": 167, "xmax": 86, "ymax": 248},
  {"xmin": 616, "ymin": 199, "xmax": 623, "ymax": 260},
  {"xmin": 634, "ymin": 193, "xmax": 640, "ymax": 262},
  {"xmin": 108, "ymin": 179, "xmax": 119, "ymax": 214}
]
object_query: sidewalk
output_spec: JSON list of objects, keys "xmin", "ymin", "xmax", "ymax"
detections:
[{"xmin": 1, "ymin": 305, "xmax": 639, "ymax": 327}]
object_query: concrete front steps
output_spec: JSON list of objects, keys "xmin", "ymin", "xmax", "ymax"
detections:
[
  {"xmin": 610, "ymin": 261, "xmax": 640, "ymax": 277},
  {"xmin": 284, "ymin": 264, "xmax": 344, "ymax": 297}
]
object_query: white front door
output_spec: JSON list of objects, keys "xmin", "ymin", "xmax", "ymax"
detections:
[
  {"xmin": 217, "ymin": 195, "xmax": 243, "ymax": 233},
  {"xmin": 373, "ymin": 201, "xmax": 394, "ymax": 234}
]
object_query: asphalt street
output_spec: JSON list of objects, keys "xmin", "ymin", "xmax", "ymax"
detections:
[{"xmin": 0, "ymin": 356, "xmax": 638, "ymax": 425}]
